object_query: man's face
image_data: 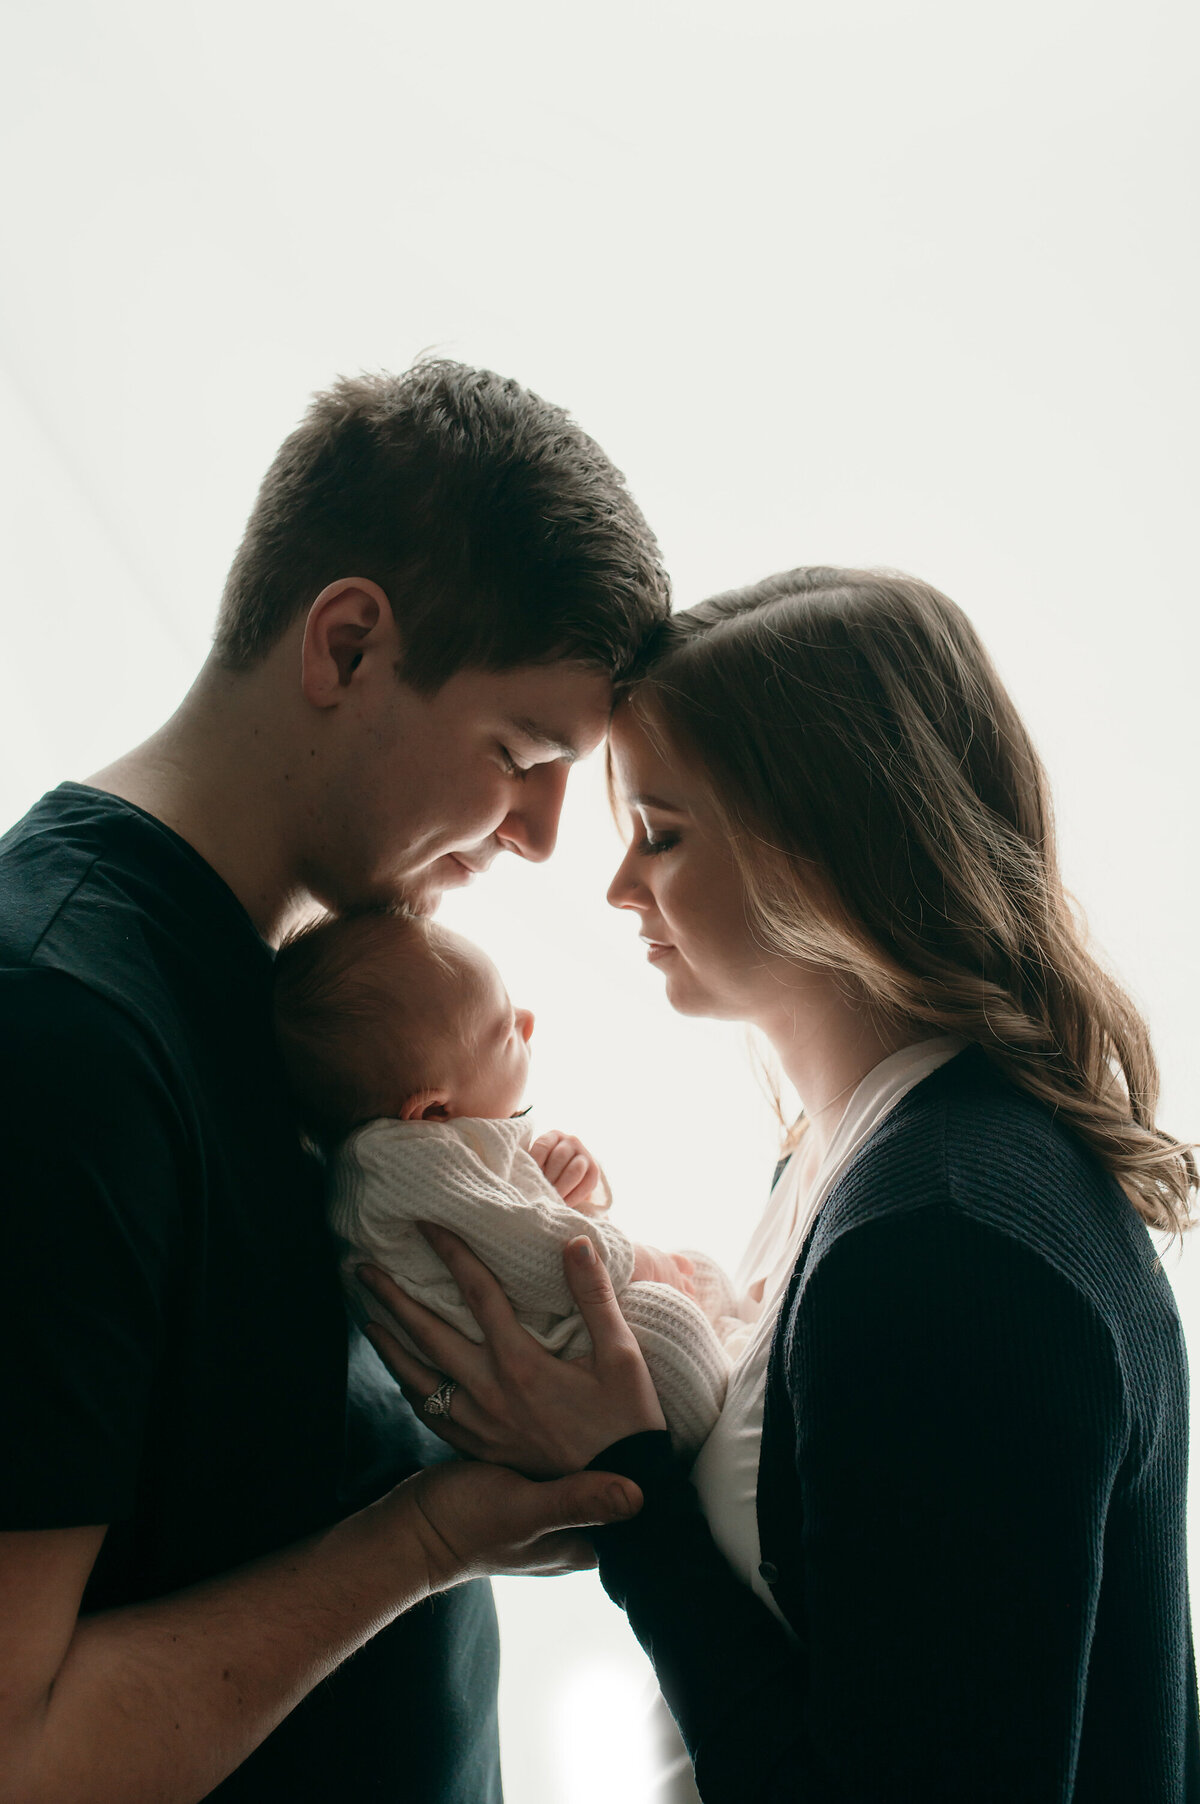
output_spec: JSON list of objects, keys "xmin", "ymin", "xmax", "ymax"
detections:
[{"xmin": 301, "ymin": 662, "xmax": 612, "ymax": 914}]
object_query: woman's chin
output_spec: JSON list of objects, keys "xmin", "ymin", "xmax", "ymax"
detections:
[{"xmin": 660, "ymin": 972, "xmax": 721, "ymax": 1020}]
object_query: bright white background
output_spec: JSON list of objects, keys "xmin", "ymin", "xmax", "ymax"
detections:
[{"xmin": 2, "ymin": 2, "xmax": 1197, "ymax": 1797}]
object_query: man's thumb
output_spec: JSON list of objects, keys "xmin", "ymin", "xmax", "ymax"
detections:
[{"xmin": 533, "ymin": 1469, "xmax": 643, "ymax": 1533}]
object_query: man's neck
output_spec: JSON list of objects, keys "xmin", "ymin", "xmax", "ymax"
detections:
[{"xmin": 86, "ymin": 658, "xmax": 311, "ymax": 944}]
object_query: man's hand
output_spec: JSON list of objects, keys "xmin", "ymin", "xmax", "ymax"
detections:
[
  {"xmin": 529, "ymin": 1130, "xmax": 611, "ymax": 1214},
  {"xmin": 630, "ymin": 1243, "xmax": 697, "ymax": 1298},
  {"xmin": 394, "ymin": 1459, "xmax": 642, "ymax": 1591},
  {"xmin": 358, "ymin": 1228, "xmax": 666, "ymax": 1478},
  {"xmin": 0, "ymin": 1452, "xmax": 641, "ymax": 1804}
]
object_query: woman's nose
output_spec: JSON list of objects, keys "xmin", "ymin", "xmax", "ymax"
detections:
[
  {"xmin": 606, "ymin": 847, "xmax": 646, "ymax": 911},
  {"xmin": 515, "ymin": 1008, "xmax": 535, "ymax": 1042}
]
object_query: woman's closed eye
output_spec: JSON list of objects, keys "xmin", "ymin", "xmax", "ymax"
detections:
[{"xmin": 637, "ymin": 829, "xmax": 679, "ymax": 856}]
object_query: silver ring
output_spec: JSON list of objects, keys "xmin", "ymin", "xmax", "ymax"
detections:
[{"xmin": 422, "ymin": 1378, "xmax": 458, "ymax": 1420}]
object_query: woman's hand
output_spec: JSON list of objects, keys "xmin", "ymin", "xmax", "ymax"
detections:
[
  {"xmin": 391, "ymin": 1458, "xmax": 644, "ymax": 1591},
  {"xmin": 529, "ymin": 1130, "xmax": 611, "ymax": 1215},
  {"xmin": 357, "ymin": 1227, "xmax": 666, "ymax": 1478}
]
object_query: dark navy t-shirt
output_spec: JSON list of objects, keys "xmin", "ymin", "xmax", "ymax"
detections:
[{"xmin": 0, "ymin": 783, "xmax": 501, "ymax": 1801}]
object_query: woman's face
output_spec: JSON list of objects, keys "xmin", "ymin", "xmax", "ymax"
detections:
[{"xmin": 606, "ymin": 706, "xmax": 787, "ymax": 1024}]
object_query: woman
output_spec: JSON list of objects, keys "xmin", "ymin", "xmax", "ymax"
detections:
[{"xmin": 361, "ymin": 567, "xmax": 1198, "ymax": 1802}]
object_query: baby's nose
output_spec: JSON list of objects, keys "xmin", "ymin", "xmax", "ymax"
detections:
[{"xmin": 516, "ymin": 1008, "xmax": 535, "ymax": 1043}]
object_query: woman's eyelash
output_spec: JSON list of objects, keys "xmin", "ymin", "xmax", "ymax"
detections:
[
  {"xmin": 500, "ymin": 747, "xmax": 531, "ymax": 780},
  {"xmin": 638, "ymin": 831, "xmax": 679, "ymax": 856}
]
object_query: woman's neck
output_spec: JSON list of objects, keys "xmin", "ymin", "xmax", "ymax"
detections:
[{"xmin": 758, "ymin": 975, "xmax": 933, "ymax": 1163}]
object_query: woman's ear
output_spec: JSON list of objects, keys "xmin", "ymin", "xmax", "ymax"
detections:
[
  {"xmin": 300, "ymin": 578, "xmax": 396, "ymax": 707},
  {"xmin": 399, "ymin": 1089, "xmax": 452, "ymax": 1122}
]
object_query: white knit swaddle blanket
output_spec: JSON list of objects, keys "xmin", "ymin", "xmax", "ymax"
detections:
[{"xmin": 326, "ymin": 1115, "xmax": 732, "ymax": 1454}]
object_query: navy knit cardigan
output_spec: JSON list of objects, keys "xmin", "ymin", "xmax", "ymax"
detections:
[{"xmin": 593, "ymin": 1048, "xmax": 1200, "ymax": 1802}]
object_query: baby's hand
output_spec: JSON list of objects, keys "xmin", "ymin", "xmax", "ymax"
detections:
[
  {"xmin": 631, "ymin": 1244, "xmax": 697, "ymax": 1299},
  {"xmin": 530, "ymin": 1130, "xmax": 610, "ymax": 1214}
]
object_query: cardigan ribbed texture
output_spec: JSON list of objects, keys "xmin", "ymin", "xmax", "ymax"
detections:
[{"xmin": 592, "ymin": 1049, "xmax": 1200, "ymax": 1802}]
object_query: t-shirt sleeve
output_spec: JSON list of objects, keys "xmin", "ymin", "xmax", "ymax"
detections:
[
  {"xmin": 0, "ymin": 969, "xmax": 186, "ymax": 1529},
  {"xmin": 592, "ymin": 1204, "xmax": 1126, "ymax": 1803}
]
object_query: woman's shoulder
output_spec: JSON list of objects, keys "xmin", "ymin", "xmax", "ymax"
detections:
[
  {"xmin": 805, "ymin": 1045, "xmax": 1178, "ymax": 1348},
  {"xmin": 831, "ymin": 1045, "xmax": 1123, "ymax": 1217}
]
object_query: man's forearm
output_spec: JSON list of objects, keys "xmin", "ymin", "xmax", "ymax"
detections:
[{"xmin": 10, "ymin": 1488, "xmax": 439, "ymax": 1804}]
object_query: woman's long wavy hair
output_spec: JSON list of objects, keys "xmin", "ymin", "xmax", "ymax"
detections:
[{"xmin": 626, "ymin": 567, "xmax": 1195, "ymax": 1235}]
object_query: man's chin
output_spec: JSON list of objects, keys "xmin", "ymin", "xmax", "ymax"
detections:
[
  {"xmin": 363, "ymin": 854, "xmax": 480, "ymax": 919},
  {"xmin": 378, "ymin": 871, "xmax": 440, "ymax": 917},
  {"xmin": 395, "ymin": 866, "xmax": 469, "ymax": 917},
  {"xmin": 400, "ymin": 885, "xmax": 443, "ymax": 918},
  {"xmin": 416, "ymin": 853, "xmax": 482, "ymax": 907},
  {"xmin": 318, "ymin": 873, "xmax": 443, "ymax": 920}
]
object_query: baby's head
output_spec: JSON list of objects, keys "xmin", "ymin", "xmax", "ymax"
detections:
[{"xmin": 273, "ymin": 908, "xmax": 534, "ymax": 1142}]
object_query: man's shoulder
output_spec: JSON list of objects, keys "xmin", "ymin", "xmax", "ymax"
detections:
[
  {"xmin": 0, "ymin": 788, "xmax": 175, "ymax": 1062},
  {"xmin": 0, "ymin": 965, "xmax": 179, "ymax": 1136},
  {"xmin": 0, "ymin": 782, "xmax": 163, "ymax": 964},
  {"xmin": 0, "ymin": 783, "xmax": 269, "ymax": 1055},
  {"xmin": 0, "ymin": 790, "xmax": 102, "ymax": 968},
  {"xmin": 0, "ymin": 961, "xmax": 147, "ymax": 1045}
]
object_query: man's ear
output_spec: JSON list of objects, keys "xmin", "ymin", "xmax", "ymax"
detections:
[
  {"xmin": 399, "ymin": 1089, "xmax": 452, "ymax": 1122},
  {"xmin": 300, "ymin": 578, "xmax": 396, "ymax": 708}
]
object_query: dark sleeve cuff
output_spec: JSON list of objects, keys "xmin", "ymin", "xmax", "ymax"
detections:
[{"xmin": 587, "ymin": 1430, "xmax": 679, "ymax": 1503}]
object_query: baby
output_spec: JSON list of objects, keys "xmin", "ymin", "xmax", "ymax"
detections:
[{"xmin": 273, "ymin": 908, "xmax": 738, "ymax": 1454}]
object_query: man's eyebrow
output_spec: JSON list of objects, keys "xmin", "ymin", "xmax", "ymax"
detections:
[{"xmin": 509, "ymin": 717, "xmax": 581, "ymax": 764}]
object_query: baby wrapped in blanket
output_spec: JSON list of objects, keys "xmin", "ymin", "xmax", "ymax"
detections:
[{"xmin": 273, "ymin": 908, "xmax": 737, "ymax": 1453}]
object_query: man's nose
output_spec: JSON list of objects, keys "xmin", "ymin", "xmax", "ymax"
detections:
[
  {"xmin": 515, "ymin": 1008, "xmax": 535, "ymax": 1043},
  {"xmin": 496, "ymin": 763, "xmax": 569, "ymax": 863}
]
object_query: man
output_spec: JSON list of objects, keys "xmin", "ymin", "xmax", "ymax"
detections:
[{"xmin": 0, "ymin": 362, "xmax": 670, "ymax": 1802}]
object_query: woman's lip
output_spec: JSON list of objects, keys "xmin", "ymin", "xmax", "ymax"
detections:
[{"xmin": 641, "ymin": 939, "xmax": 675, "ymax": 962}]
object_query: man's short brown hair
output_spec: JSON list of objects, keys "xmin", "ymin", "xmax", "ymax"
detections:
[{"xmin": 213, "ymin": 360, "xmax": 670, "ymax": 691}]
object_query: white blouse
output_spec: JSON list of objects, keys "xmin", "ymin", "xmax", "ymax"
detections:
[{"xmin": 689, "ymin": 1036, "xmax": 966, "ymax": 1626}]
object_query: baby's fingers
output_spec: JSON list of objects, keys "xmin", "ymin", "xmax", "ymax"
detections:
[
  {"xmin": 567, "ymin": 1168, "xmax": 614, "ymax": 1218},
  {"xmin": 542, "ymin": 1137, "xmax": 583, "ymax": 1188},
  {"xmin": 670, "ymin": 1254, "xmax": 697, "ymax": 1298},
  {"xmin": 529, "ymin": 1130, "xmax": 564, "ymax": 1169},
  {"xmin": 556, "ymin": 1154, "xmax": 600, "ymax": 1208},
  {"xmin": 530, "ymin": 1131, "xmax": 579, "ymax": 1185}
]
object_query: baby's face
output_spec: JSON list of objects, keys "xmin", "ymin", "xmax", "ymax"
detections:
[{"xmin": 443, "ymin": 943, "xmax": 535, "ymax": 1120}]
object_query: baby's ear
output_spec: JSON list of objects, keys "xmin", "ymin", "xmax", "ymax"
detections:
[{"xmin": 399, "ymin": 1089, "xmax": 451, "ymax": 1122}]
